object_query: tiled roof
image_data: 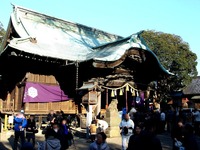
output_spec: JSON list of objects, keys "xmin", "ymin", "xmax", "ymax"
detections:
[
  {"xmin": 183, "ymin": 76, "xmax": 200, "ymax": 95},
  {"xmin": 1, "ymin": 5, "xmax": 171, "ymax": 76}
]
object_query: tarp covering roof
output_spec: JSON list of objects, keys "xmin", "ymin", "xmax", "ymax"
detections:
[
  {"xmin": 0, "ymin": 5, "xmax": 170, "ymax": 76},
  {"xmin": 0, "ymin": 5, "xmax": 174, "ymax": 100},
  {"xmin": 2, "ymin": 5, "xmax": 139, "ymax": 62}
]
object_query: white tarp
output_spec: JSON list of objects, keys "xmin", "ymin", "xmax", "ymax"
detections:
[{"xmin": 7, "ymin": 6, "xmax": 148, "ymax": 62}]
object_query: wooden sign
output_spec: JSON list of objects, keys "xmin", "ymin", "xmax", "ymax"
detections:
[{"xmin": 82, "ymin": 91, "xmax": 97, "ymax": 104}]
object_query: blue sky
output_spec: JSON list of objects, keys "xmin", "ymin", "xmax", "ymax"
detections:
[{"xmin": 1, "ymin": 0, "xmax": 200, "ymax": 75}]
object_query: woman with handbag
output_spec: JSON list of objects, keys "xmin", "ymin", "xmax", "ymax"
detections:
[
  {"xmin": 26, "ymin": 115, "xmax": 37, "ymax": 148},
  {"xmin": 171, "ymin": 119, "xmax": 185, "ymax": 150}
]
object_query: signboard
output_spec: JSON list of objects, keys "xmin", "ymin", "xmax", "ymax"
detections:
[{"xmin": 8, "ymin": 116, "xmax": 14, "ymax": 124}]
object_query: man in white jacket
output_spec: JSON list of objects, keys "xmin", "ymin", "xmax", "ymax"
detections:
[{"xmin": 119, "ymin": 113, "xmax": 134, "ymax": 150}]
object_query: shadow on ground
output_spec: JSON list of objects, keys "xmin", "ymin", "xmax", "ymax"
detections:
[
  {"xmin": 0, "ymin": 142, "xmax": 9, "ymax": 150},
  {"xmin": 8, "ymin": 135, "xmax": 14, "ymax": 149}
]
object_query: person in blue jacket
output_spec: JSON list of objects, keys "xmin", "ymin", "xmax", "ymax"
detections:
[{"xmin": 13, "ymin": 112, "xmax": 27, "ymax": 150}]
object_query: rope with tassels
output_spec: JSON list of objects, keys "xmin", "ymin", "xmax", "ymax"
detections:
[{"xmin": 100, "ymin": 82, "xmax": 138, "ymax": 91}]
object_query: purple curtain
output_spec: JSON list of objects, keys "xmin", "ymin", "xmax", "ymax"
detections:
[{"xmin": 23, "ymin": 82, "xmax": 69, "ymax": 103}]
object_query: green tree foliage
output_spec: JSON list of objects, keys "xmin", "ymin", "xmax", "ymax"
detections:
[{"xmin": 141, "ymin": 30, "xmax": 198, "ymax": 101}]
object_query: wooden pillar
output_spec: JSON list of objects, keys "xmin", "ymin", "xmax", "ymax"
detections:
[
  {"xmin": 14, "ymin": 86, "xmax": 19, "ymax": 111},
  {"xmin": 0, "ymin": 99, "xmax": 2, "ymax": 111},
  {"xmin": 38, "ymin": 116, "xmax": 42, "ymax": 129},
  {"xmin": 96, "ymin": 92, "xmax": 101, "ymax": 116},
  {"xmin": 106, "ymin": 89, "xmax": 108, "ymax": 109},
  {"xmin": 4, "ymin": 114, "xmax": 8, "ymax": 131},
  {"xmin": 7, "ymin": 93, "xmax": 11, "ymax": 111},
  {"xmin": 75, "ymin": 105, "xmax": 78, "ymax": 114},
  {"xmin": 125, "ymin": 91, "xmax": 128, "ymax": 112}
]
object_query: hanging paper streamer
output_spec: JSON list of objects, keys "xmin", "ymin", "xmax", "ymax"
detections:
[
  {"xmin": 100, "ymin": 83, "xmax": 139, "ymax": 98},
  {"xmin": 119, "ymin": 89, "xmax": 123, "ymax": 96},
  {"xmin": 132, "ymin": 90, "xmax": 135, "ymax": 96},
  {"xmin": 126, "ymin": 85, "xmax": 129, "ymax": 91},
  {"xmin": 136, "ymin": 91, "xmax": 139, "ymax": 97},
  {"xmin": 114, "ymin": 90, "xmax": 117, "ymax": 96},
  {"xmin": 111, "ymin": 90, "xmax": 115, "ymax": 97}
]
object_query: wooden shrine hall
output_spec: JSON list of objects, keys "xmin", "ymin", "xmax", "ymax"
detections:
[{"xmin": 0, "ymin": 5, "xmax": 171, "ymax": 129}]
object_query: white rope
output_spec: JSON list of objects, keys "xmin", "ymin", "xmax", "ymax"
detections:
[{"xmin": 100, "ymin": 82, "xmax": 138, "ymax": 91}]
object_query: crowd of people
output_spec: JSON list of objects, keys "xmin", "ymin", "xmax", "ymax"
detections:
[
  {"xmin": 11, "ymin": 106, "xmax": 200, "ymax": 150},
  {"xmin": 13, "ymin": 110, "xmax": 74, "ymax": 150},
  {"xmin": 119, "ymin": 106, "xmax": 200, "ymax": 150},
  {"xmin": 41, "ymin": 110, "xmax": 75, "ymax": 150},
  {"xmin": 86, "ymin": 118, "xmax": 110, "ymax": 150}
]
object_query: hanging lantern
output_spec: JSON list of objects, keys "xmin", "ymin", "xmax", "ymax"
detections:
[
  {"xmin": 119, "ymin": 89, "xmax": 123, "ymax": 96},
  {"xmin": 111, "ymin": 90, "xmax": 115, "ymax": 97},
  {"xmin": 126, "ymin": 84, "xmax": 129, "ymax": 91}
]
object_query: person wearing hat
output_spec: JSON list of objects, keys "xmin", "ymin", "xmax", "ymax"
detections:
[{"xmin": 13, "ymin": 112, "xmax": 27, "ymax": 150}]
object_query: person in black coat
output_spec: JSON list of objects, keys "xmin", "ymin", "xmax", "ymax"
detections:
[
  {"xmin": 47, "ymin": 110, "xmax": 57, "ymax": 126},
  {"xmin": 56, "ymin": 110, "xmax": 65, "ymax": 125},
  {"xmin": 44, "ymin": 123, "xmax": 62, "ymax": 150},
  {"xmin": 132, "ymin": 119, "xmax": 162, "ymax": 150},
  {"xmin": 183, "ymin": 123, "xmax": 199, "ymax": 150},
  {"xmin": 45, "ymin": 123, "xmax": 62, "ymax": 140},
  {"xmin": 59, "ymin": 119, "xmax": 70, "ymax": 149},
  {"xmin": 26, "ymin": 115, "xmax": 37, "ymax": 147},
  {"xmin": 127, "ymin": 123, "xmax": 143, "ymax": 150},
  {"xmin": 171, "ymin": 119, "xmax": 185, "ymax": 150}
]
